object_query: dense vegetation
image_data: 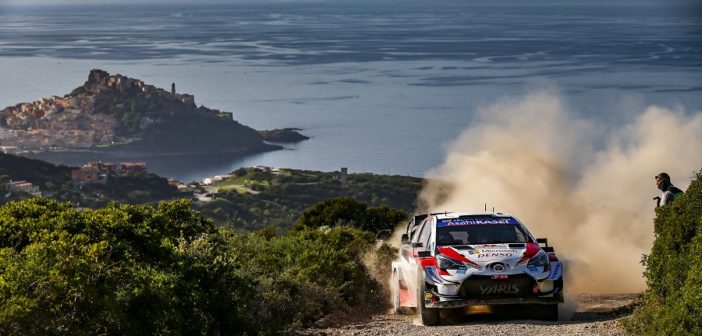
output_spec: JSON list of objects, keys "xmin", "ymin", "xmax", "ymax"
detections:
[
  {"xmin": 197, "ymin": 167, "xmax": 422, "ymax": 231},
  {"xmin": 1, "ymin": 154, "xmax": 421, "ymax": 233},
  {"xmin": 0, "ymin": 153, "xmax": 72, "ymax": 187},
  {"xmin": 56, "ymin": 173, "xmax": 184, "ymax": 207},
  {"xmin": 0, "ymin": 198, "xmax": 396, "ymax": 335},
  {"xmin": 624, "ymin": 170, "xmax": 702, "ymax": 335},
  {"xmin": 295, "ymin": 196, "xmax": 406, "ymax": 237}
]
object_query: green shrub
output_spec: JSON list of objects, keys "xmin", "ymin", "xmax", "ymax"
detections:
[
  {"xmin": 295, "ymin": 197, "xmax": 368, "ymax": 229},
  {"xmin": 295, "ymin": 196, "xmax": 406, "ymax": 236},
  {"xmin": 625, "ymin": 170, "xmax": 702, "ymax": 335},
  {"xmin": 0, "ymin": 198, "xmax": 253, "ymax": 335},
  {"xmin": 224, "ymin": 225, "xmax": 377, "ymax": 332},
  {"xmin": 0, "ymin": 198, "xmax": 389, "ymax": 335}
]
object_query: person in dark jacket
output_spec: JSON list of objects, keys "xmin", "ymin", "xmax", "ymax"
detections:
[{"xmin": 654, "ymin": 172, "xmax": 684, "ymax": 207}]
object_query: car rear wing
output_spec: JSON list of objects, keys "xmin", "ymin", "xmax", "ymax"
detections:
[
  {"xmin": 536, "ymin": 238, "xmax": 555, "ymax": 253},
  {"xmin": 401, "ymin": 213, "xmax": 440, "ymax": 244}
]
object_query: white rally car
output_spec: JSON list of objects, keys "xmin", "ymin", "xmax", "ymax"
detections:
[{"xmin": 391, "ymin": 212, "xmax": 564, "ymax": 325}]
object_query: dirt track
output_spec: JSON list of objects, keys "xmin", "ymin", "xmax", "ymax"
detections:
[{"xmin": 301, "ymin": 294, "xmax": 638, "ymax": 336}]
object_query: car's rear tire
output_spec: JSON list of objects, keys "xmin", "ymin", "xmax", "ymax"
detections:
[{"xmin": 417, "ymin": 270, "xmax": 440, "ymax": 326}]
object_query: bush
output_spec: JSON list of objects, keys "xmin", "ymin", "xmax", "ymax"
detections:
[
  {"xmin": 225, "ymin": 226, "xmax": 377, "ymax": 332},
  {"xmin": 295, "ymin": 197, "xmax": 368, "ymax": 229},
  {"xmin": 295, "ymin": 196, "xmax": 406, "ymax": 236},
  {"xmin": 0, "ymin": 198, "xmax": 253, "ymax": 335},
  {"xmin": 0, "ymin": 198, "xmax": 390, "ymax": 335},
  {"xmin": 624, "ymin": 170, "xmax": 702, "ymax": 335}
]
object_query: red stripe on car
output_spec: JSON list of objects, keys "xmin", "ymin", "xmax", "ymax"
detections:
[
  {"xmin": 437, "ymin": 246, "xmax": 480, "ymax": 268},
  {"xmin": 517, "ymin": 242, "xmax": 541, "ymax": 265}
]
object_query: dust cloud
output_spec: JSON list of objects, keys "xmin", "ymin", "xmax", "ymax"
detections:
[{"xmin": 418, "ymin": 91, "xmax": 702, "ymax": 293}]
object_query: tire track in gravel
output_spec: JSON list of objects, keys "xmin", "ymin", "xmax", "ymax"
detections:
[{"xmin": 301, "ymin": 294, "xmax": 638, "ymax": 336}]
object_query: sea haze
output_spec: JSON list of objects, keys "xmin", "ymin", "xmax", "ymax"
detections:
[{"xmin": 0, "ymin": 2, "xmax": 700, "ymax": 182}]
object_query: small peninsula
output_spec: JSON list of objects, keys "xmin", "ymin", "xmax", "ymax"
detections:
[
  {"xmin": 0, "ymin": 70, "xmax": 297, "ymax": 156},
  {"xmin": 258, "ymin": 128, "xmax": 310, "ymax": 143}
]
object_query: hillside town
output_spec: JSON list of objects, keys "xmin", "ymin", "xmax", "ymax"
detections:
[
  {"xmin": 71, "ymin": 160, "xmax": 147, "ymax": 184},
  {"xmin": 0, "ymin": 179, "xmax": 42, "ymax": 198},
  {"xmin": 0, "ymin": 70, "xmax": 195, "ymax": 153},
  {"xmin": 0, "ymin": 160, "xmax": 149, "ymax": 200},
  {"xmin": 0, "ymin": 95, "xmax": 114, "ymax": 151}
]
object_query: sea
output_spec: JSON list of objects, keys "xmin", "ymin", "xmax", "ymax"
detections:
[{"xmin": 1, "ymin": 1, "xmax": 700, "ymax": 183}]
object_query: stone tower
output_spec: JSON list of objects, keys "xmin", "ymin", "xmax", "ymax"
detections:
[
  {"xmin": 340, "ymin": 167, "xmax": 348, "ymax": 183},
  {"xmin": 171, "ymin": 82, "xmax": 176, "ymax": 95}
]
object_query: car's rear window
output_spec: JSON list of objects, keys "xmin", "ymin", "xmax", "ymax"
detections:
[{"xmin": 436, "ymin": 218, "xmax": 530, "ymax": 245}]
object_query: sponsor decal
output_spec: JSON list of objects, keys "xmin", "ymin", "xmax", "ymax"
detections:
[
  {"xmin": 456, "ymin": 269, "xmax": 466, "ymax": 274},
  {"xmin": 491, "ymin": 274, "xmax": 509, "ymax": 280},
  {"xmin": 480, "ymin": 284, "xmax": 520, "ymax": 295},
  {"xmin": 425, "ymin": 267, "xmax": 442, "ymax": 282},
  {"xmin": 478, "ymin": 249, "xmax": 520, "ymax": 254},
  {"xmin": 477, "ymin": 252, "xmax": 513, "ymax": 258},
  {"xmin": 548, "ymin": 262, "xmax": 562, "ymax": 280},
  {"xmin": 437, "ymin": 217, "xmax": 519, "ymax": 227},
  {"xmin": 528, "ymin": 267, "xmax": 540, "ymax": 272}
]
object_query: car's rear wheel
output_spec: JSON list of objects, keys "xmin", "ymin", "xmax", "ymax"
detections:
[{"xmin": 416, "ymin": 270, "xmax": 440, "ymax": 326}]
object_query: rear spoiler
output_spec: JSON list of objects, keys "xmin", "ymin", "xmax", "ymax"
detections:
[
  {"xmin": 402, "ymin": 213, "xmax": 441, "ymax": 244},
  {"xmin": 413, "ymin": 213, "xmax": 430, "ymax": 224},
  {"xmin": 536, "ymin": 238, "xmax": 555, "ymax": 253}
]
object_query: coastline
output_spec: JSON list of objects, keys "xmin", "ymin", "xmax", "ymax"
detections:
[
  {"xmin": 28, "ymin": 144, "xmax": 280, "ymax": 160},
  {"xmin": 25, "ymin": 144, "xmax": 284, "ymax": 183}
]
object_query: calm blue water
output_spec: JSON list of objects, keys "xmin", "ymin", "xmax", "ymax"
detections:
[{"xmin": 1, "ymin": 2, "xmax": 700, "ymax": 182}]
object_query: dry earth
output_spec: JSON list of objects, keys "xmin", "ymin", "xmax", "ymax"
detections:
[{"xmin": 300, "ymin": 294, "xmax": 638, "ymax": 336}]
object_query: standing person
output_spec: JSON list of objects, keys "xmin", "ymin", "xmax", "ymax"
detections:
[{"xmin": 654, "ymin": 172, "xmax": 684, "ymax": 207}]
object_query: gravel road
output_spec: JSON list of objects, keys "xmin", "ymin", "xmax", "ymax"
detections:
[{"xmin": 301, "ymin": 294, "xmax": 638, "ymax": 336}]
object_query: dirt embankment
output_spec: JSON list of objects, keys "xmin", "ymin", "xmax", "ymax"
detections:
[{"xmin": 300, "ymin": 294, "xmax": 638, "ymax": 336}]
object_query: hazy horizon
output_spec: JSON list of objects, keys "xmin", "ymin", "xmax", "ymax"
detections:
[{"xmin": 1, "ymin": 0, "xmax": 696, "ymax": 6}]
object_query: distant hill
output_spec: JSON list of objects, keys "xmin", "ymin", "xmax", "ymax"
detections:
[
  {"xmin": 0, "ymin": 152, "xmax": 423, "ymax": 232},
  {"xmin": 195, "ymin": 167, "xmax": 423, "ymax": 230},
  {"xmin": 0, "ymin": 152, "xmax": 183, "ymax": 206},
  {"xmin": 0, "ymin": 152, "xmax": 72, "ymax": 187},
  {"xmin": 0, "ymin": 69, "xmax": 281, "ymax": 156}
]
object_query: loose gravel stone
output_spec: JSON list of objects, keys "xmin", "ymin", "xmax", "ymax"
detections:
[{"xmin": 300, "ymin": 294, "xmax": 637, "ymax": 336}]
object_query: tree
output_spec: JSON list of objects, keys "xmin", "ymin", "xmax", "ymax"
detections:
[
  {"xmin": 295, "ymin": 196, "xmax": 368, "ymax": 230},
  {"xmin": 0, "ymin": 198, "xmax": 254, "ymax": 335},
  {"xmin": 294, "ymin": 196, "xmax": 406, "ymax": 236},
  {"xmin": 366, "ymin": 206, "xmax": 406, "ymax": 237},
  {"xmin": 0, "ymin": 197, "xmax": 396, "ymax": 334}
]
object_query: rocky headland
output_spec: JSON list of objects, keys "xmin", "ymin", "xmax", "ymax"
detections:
[
  {"xmin": 0, "ymin": 69, "xmax": 296, "ymax": 156},
  {"xmin": 258, "ymin": 128, "xmax": 310, "ymax": 143}
]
